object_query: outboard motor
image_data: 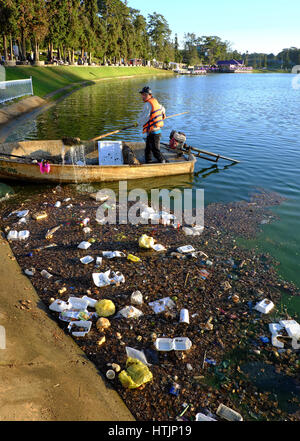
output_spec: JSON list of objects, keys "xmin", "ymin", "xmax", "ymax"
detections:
[{"xmin": 169, "ymin": 130, "xmax": 187, "ymax": 150}]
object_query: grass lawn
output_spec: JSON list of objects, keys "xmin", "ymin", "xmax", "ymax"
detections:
[{"xmin": 4, "ymin": 66, "xmax": 174, "ymax": 98}]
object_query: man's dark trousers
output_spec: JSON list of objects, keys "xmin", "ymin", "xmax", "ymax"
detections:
[{"xmin": 145, "ymin": 132, "xmax": 164, "ymax": 163}]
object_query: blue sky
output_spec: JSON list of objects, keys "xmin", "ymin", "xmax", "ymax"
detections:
[{"xmin": 127, "ymin": 0, "xmax": 300, "ymax": 54}]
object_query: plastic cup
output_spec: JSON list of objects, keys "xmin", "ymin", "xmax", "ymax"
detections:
[
  {"xmin": 179, "ymin": 308, "xmax": 189, "ymax": 324},
  {"xmin": 106, "ymin": 369, "xmax": 115, "ymax": 380}
]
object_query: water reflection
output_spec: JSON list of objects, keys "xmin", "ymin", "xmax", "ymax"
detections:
[{"xmin": 1, "ymin": 73, "xmax": 300, "ymax": 289}]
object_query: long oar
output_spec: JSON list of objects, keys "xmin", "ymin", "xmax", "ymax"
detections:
[
  {"xmin": 89, "ymin": 111, "xmax": 190, "ymax": 142},
  {"xmin": 0, "ymin": 151, "xmax": 36, "ymax": 161},
  {"xmin": 161, "ymin": 142, "xmax": 240, "ymax": 164}
]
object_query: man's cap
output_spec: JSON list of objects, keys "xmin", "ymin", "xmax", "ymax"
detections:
[{"xmin": 139, "ymin": 86, "xmax": 152, "ymax": 95}]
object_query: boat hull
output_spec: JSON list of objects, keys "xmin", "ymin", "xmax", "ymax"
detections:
[{"xmin": 0, "ymin": 140, "xmax": 195, "ymax": 183}]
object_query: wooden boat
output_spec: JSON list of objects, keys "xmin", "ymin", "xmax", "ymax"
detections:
[{"xmin": 0, "ymin": 139, "xmax": 195, "ymax": 184}]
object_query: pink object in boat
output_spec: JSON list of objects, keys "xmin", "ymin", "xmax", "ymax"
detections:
[{"xmin": 38, "ymin": 161, "xmax": 51, "ymax": 174}]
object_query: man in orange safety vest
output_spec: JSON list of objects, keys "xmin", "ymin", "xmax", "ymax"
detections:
[{"xmin": 137, "ymin": 86, "xmax": 167, "ymax": 163}]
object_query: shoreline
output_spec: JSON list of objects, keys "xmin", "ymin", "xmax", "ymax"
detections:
[{"xmin": 0, "ymin": 185, "xmax": 299, "ymax": 421}]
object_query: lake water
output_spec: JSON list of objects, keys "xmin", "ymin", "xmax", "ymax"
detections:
[{"xmin": 1, "ymin": 72, "xmax": 300, "ymax": 316}]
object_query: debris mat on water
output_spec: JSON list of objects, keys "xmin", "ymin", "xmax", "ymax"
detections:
[{"xmin": 1, "ymin": 185, "xmax": 299, "ymax": 422}]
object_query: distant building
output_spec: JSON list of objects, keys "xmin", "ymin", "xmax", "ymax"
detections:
[
  {"xmin": 217, "ymin": 59, "xmax": 244, "ymax": 71},
  {"xmin": 216, "ymin": 59, "xmax": 253, "ymax": 73}
]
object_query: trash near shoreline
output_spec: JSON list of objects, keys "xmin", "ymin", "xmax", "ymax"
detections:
[{"xmin": 1, "ymin": 185, "xmax": 299, "ymax": 422}]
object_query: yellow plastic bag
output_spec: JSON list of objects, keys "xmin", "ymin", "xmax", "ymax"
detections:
[
  {"xmin": 95, "ymin": 299, "xmax": 116, "ymax": 317},
  {"xmin": 138, "ymin": 234, "xmax": 155, "ymax": 249},
  {"xmin": 118, "ymin": 357, "xmax": 153, "ymax": 389}
]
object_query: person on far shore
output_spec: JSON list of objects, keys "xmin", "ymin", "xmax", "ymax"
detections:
[{"xmin": 136, "ymin": 86, "xmax": 166, "ymax": 163}]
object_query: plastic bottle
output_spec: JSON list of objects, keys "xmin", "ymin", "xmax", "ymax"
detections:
[{"xmin": 0, "ymin": 326, "xmax": 6, "ymax": 350}]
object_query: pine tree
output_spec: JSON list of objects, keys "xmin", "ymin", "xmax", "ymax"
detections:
[
  {"xmin": 147, "ymin": 12, "xmax": 171, "ymax": 62},
  {"xmin": 44, "ymin": 0, "xmax": 68, "ymax": 62},
  {"xmin": 0, "ymin": 0, "xmax": 19, "ymax": 61}
]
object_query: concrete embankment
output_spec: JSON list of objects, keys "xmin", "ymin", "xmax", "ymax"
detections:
[
  {"xmin": 0, "ymin": 230, "xmax": 134, "ymax": 421},
  {"xmin": 0, "ymin": 96, "xmax": 47, "ymax": 127}
]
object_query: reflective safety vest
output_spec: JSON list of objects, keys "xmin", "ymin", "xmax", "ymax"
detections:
[{"xmin": 143, "ymin": 97, "xmax": 165, "ymax": 134}]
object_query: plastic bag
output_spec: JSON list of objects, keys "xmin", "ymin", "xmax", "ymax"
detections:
[
  {"xmin": 95, "ymin": 299, "xmax": 116, "ymax": 317},
  {"xmin": 118, "ymin": 357, "xmax": 153, "ymax": 389},
  {"xmin": 138, "ymin": 234, "xmax": 155, "ymax": 249}
]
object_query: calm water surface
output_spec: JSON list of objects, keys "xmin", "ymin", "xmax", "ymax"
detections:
[{"xmin": 1, "ymin": 73, "xmax": 300, "ymax": 315}]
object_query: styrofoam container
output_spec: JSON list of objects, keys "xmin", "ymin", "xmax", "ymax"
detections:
[
  {"xmin": 49, "ymin": 299, "xmax": 70, "ymax": 312},
  {"xmin": 80, "ymin": 255, "xmax": 94, "ymax": 264},
  {"xmin": 78, "ymin": 241, "xmax": 91, "ymax": 250},
  {"xmin": 68, "ymin": 320, "xmax": 92, "ymax": 337},
  {"xmin": 279, "ymin": 320, "xmax": 300, "ymax": 338},
  {"xmin": 81, "ymin": 296, "xmax": 97, "ymax": 308},
  {"xmin": 269, "ymin": 323, "xmax": 283, "ymax": 335},
  {"xmin": 173, "ymin": 337, "xmax": 192, "ymax": 350},
  {"xmin": 254, "ymin": 298, "xmax": 274, "ymax": 314},
  {"xmin": 68, "ymin": 297, "xmax": 89, "ymax": 310},
  {"xmin": 154, "ymin": 337, "xmax": 192, "ymax": 351},
  {"xmin": 271, "ymin": 335, "xmax": 284, "ymax": 349},
  {"xmin": 151, "ymin": 244, "xmax": 166, "ymax": 252},
  {"xmin": 54, "ymin": 201, "xmax": 61, "ymax": 208},
  {"xmin": 98, "ymin": 140, "xmax": 123, "ymax": 165},
  {"xmin": 92, "ymin": 271, "xmax": 112, "ymax": 287},
  {"xmin": 18, "ymin": 230, "xmax": 30, "ymax": 240},
  {"xmin": 177, "ymin": 245, "xmax": 195, "ymax": 253},
  {"xmin": 292, "ymin": 338, "xmax": 300, "ymax": 350},
  {"xmin": 154, "ymin": 338, "xmax": 173, "ymax": 351},
  {"xmin": 102, "ymin": 251, "xmax": 125, "ymax": 258},
  {"xmin": 195, "ymin": 412, "xmax": 217, "ymax": 421},
  {"xmin": 7, "ymin": 230, "xmax": 18, "ymax": 241}
]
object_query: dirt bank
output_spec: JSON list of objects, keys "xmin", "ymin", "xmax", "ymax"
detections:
[{"xmin": 0, "ymin": 229, "xmax": 134, "ymax": 421}]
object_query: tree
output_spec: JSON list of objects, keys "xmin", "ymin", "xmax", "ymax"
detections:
[
  {"xmin": 199, "ymin": 36, "xmax": 229, "ymax": 64},
  {"xmin": 44, "ymin": 0, "xmax": 68, "ymax": 62},
  {"xmin": 98, "ymin": 0, "xmax": 125, "ymax": 63},
  {"xmin": 64, "ymin": 0, "xmax": 83, "ymax": 63},
  {"xmin": 30, "ymin": 0, "xmax": 49, "ymax": 62},
  {"xmin": 182, "ymin": 33, "xmax": 201, "ymax": 65},
  {"xmin": 0, "ymin": 0, "xmax": 18, "ymax": 61},
  {"xmin": 174, "ymin": 34, "xmax": 182, "ymax": 63},
  {"xmin": 130, "ymin": 8, "xmax": 150, "ymax": 61},
  {"xmin": 147, "ymin": 12, "xmax": 172, "ymax": 61},
  {"xmin": 81, "ymin": 0, "xmax": 101, "ymax": 63}
]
